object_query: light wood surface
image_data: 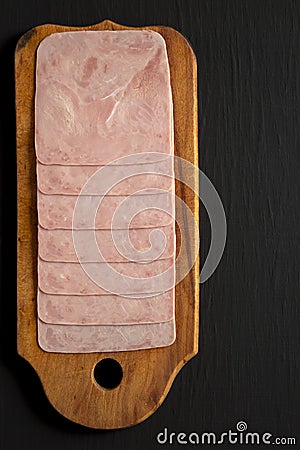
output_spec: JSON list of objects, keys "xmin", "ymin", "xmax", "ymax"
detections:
[{"xmin": 15, "ymin": 20, "xmax": 199, "ymax": 429}]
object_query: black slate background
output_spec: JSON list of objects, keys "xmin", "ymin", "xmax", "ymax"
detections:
[{"xmin": 0, "ymin": 0, "xmax": 299, "ymax": 449}]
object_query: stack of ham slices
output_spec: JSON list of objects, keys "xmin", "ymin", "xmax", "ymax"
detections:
[{"xmin": 35, "ymin": 30, "xmax": 176, "ymax": 353}]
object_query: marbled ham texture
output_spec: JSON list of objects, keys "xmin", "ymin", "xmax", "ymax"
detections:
[
  {"xmin": 38, "ymin": 318, "xmax": 176, "ymax": 353},
  {"xmin": 38, "ymin": 258, "xmax": 175, "ymax": 296},
  {"xmin": 35, "ymin": 30, "xmax": 176, "ymax": 352},
  {"xmin": 37, "ymin": 157, "xmax": 173, "ymax": 195},
  {"xmin": 38, "ymin": 225, "xmax": 175, "ymax": 262},
  {"xmin": 38, "ymin": 290, "xmax": 174, "ymax": 325},
  {"xmin": 35, "ymin": 31, "xmax": 173, "ymax": 165},
  {"xmin": 37, "ymin": 191, "xmax": 174, "ymax": 230}
]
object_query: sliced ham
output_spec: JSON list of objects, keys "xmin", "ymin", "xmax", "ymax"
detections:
[
  {"xmin": 38, "ymin": 318, "xmax": 176, "ymax": 353},
  {"xmin": 35, "ymin": 29, "xmax": 176, "ymax": 353},
  {"xmin": 35, "ymin": 31, "xmax": 173, "ymax": 165},
  {"xmin": 37, "ymin": 289, "xmax": 174, "ymax": 325},
  {"xmin": 38, "ymin": 258, "xmax": 175, "ymax": 296},
  {"xmin": 38, "ymin": 224, "xmax": 175, "ymax": 262},
  {"xmin": 37, "ymin": 157, "xmax": 173, "ymax": 196},
  {"xmin": 37, "ymin": 191, "xmax": 174, "ymax": 230}
]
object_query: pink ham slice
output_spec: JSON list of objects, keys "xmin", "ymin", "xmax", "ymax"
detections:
[
  {"xmin": 38, "ymin": 258, "xmax": 175, "ymax": 296},
  {"xmin": 38, "ymin": 318, "xmax": 176, "ymax": 353},
  {"xmin": 38, "ymin": 225, "xmax": 175, "ymax": 263},
  {"xmin": 37, "ymin": 158, "xmax": 173, "ymax": 196},
  {"xmin": 37, "ymin": 191, "xmax": 174, "ymax": 230},
  {"xmin": 35, "ymin": 30, "xmax": 176, "ymax": 353},
  {"xmin": 35, "ymin": 31, "xmax": 173, "ymax": 165},
  {"xmin": 37, "ymin": 289, "xmax": 174, "ymax": 325}
]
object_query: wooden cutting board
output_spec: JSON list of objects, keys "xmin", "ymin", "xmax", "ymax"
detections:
[{"xmin": 15, "ymin": 20, "xmax": 199, "ymax": 429}]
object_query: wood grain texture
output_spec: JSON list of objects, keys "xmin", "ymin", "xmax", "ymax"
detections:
[{"xmin": 15, "ymin": 20, "xmax": 199, "ymax": 429}]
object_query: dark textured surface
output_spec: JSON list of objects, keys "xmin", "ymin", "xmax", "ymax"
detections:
[{"xmin": 0, "ymin": 0, "xmax": 299, "ymax": 448}]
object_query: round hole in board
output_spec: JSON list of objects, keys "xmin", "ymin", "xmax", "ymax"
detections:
[{"xmin": 93, "ymin": 358, "xmax": 123, "ymax": 390}]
